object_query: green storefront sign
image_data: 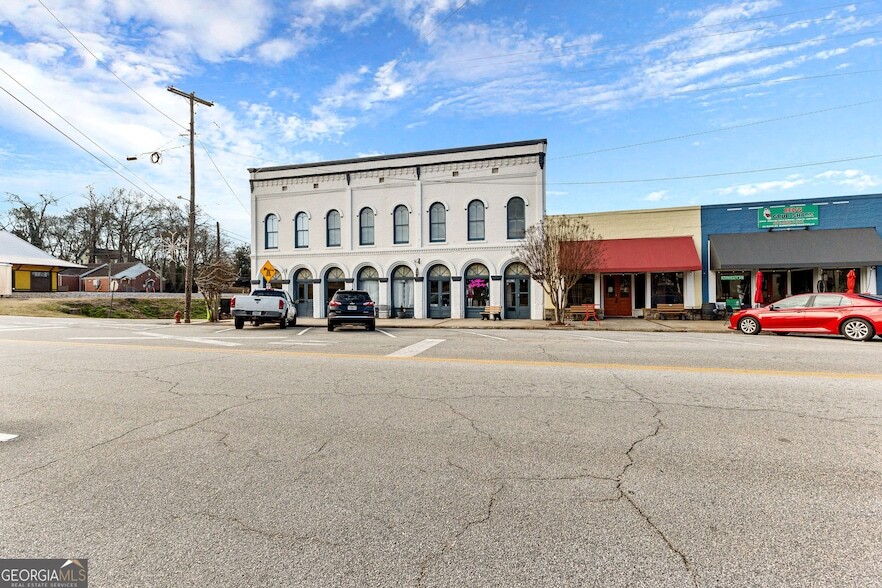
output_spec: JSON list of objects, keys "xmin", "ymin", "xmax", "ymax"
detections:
[{"xmin": 757, "ymin": 204, "xmax": 819, "ymax": 228}]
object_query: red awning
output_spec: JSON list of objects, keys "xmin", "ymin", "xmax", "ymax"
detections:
[{"xmin": 594, "ymin": 236, "xmax": 701, "ymax": 273}]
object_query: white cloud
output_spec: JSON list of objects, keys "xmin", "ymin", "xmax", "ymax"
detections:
[
  {"xmin": 814, "ymin": 169, "xmax": 881, "ymax": 189},
  {"xmin": 715, "ymin": 178, "xmax": 807, "ymax": 197},
  {"xmin": 644, "ymin": 190, "xmax": 667, "ymax": 202}
]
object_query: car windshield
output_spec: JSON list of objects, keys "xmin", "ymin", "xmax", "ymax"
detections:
[{"xmin": 334, "ymin": 291, "xmax": 371, "ymax": 303}]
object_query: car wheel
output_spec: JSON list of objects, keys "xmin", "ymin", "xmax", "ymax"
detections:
[
  {"xmin": 234, "ymin": 317, "xmax": 244, "ymax": 330},
  {"xmin": 279, "ymin": 316, "xmax": 287, "ymax": 329},
  {"xmin": 738, "ymin": 316, "xmax": 761, "ymax": 335},
  {"xmin": 841, "ymin": 318, "xmax": 874, "ymax": 341},
  {"xmin": 327, "ymin": 323, "xmax": 334, "ymax": 332},
  {"xmin": 368, "ymin": 321, "xmax": 376, "ymax": 331}
]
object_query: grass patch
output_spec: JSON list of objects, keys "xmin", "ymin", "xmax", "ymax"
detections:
[{"xmin": 0, "ymin": 297, "xmax": 208, "ymax": 319}]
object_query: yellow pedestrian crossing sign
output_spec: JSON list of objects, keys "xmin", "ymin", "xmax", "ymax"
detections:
[{"xmin": 260, "ymin": 261, "xmax": 277, "ymax": 283}]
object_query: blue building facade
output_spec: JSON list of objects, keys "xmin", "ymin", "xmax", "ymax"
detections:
[{"xmin": 700, "ymin": 193, "xmax": 882, "ymax": 305}]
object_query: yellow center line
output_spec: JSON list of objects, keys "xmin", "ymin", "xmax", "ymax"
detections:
[{"xmin": 2, "ymin": 337, "xmax": 880, "ymax": 380}]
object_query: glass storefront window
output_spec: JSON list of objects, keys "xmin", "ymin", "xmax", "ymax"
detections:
[
  {"xmin": 567, "ymin": 275, "xmax": 595, "ymax": 306},
  {"xmin": 464, "ymin": 263, "xmax": 489, "ymax": 307},
  {"xmin": 650, "ymin": 272, "xmax": 683, "ymax": 307},
  {"xmin": 818, "ymin": 269, "xmax": 860, "ymax": 293},
  {"xmin": 716, "ymin": 271, "xmax": 750, "ymax": 306}
]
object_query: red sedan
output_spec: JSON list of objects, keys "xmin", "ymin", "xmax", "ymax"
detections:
[{"xmin": 729, "ymin": 292, "xmax": 882, "ymax": 341}]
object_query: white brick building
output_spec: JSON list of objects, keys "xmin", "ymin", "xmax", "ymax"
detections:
[{"xmin": 249, "ymin": 139, "xmax": 547, "ymax": 319}]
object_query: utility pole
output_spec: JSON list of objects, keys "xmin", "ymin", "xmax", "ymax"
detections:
[
  {"xmin": 216, "ymin": 221, "xmax": 221, "ymax": 261},
  {"xmin": 167, "ymin": 86, "xmax": 213, "ymax": 323}
]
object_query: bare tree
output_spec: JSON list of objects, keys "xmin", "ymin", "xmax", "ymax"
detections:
[
  {"xmin": 194, "ymin": 259, "xmax": 238, "ymax": 322},
  {"xmin": 514, "ymin": 217, "xmax": 604, "ymax": 324},
  {"xmin": 2, "ymin": 193, "xmax": 60, "ymax": 248}
]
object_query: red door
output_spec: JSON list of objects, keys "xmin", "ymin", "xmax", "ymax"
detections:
[{"xmin": 604, "ymin": 275, "xmax": 632, "ymax": 317}]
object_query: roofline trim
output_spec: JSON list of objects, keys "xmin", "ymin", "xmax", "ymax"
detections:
[{"xmin": 249, "ymin": 139, "xmax": 547, "ymax": 175}]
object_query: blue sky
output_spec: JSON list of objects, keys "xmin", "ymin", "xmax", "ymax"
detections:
[{"xmin": 1, "ymin": 0, "xmax": 881, "ymax": 244}]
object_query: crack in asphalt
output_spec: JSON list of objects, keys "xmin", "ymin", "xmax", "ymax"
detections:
[
  {"xmin": 609, "ymin": 371, "xmax": 699, "ymax": 587},
  {"xmin": 444, "ymin": 403, "xmax": 500, "ymax": 448},
  {"xmin": 417, "ymin": 482, "xmax": 505, "ymax": 587},
  {"xmin": 0, "ymin": 415, "xmax": 181, "ymax": 486},
  {"xmin": 197, "ymin": 510, "xmax": 345, "ymax": 548}
]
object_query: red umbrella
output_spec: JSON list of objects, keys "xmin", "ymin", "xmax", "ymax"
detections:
[
  {"xmin": 846, "ymin": 269, "xmax": 856, "ymax": 293},
  {"xmin": 754, "ymin": 270, "xmax": 764, "ymax": 306}
]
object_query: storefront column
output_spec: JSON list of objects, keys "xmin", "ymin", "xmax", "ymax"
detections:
[
  {"xmin": 413, "ymin": 278, "xmax": 425, "ymax": 319},
  {"xmin": 451, "ymin": 277, "xmax": 463, "ymax": 318},
  {"xmin": 643, "ymin": 272, "xmax": 651, "ymax": 310},
  {"xmin": 866, "ymin": 266, "xmax": 877, "ymax": 294},
  {"xmin": 685, "ymin": 272, "xmax": 696, "ymax": 308},
  {"xmin": 378, "ymin": 278, "xmax": 390, "ymax": 315},
  {"xmin": 707, "ymin": 270, "xmax": 717, "ymax": 302},
  {"xmin": 490, "ymin": 275, "xmax": 502, "ymax": 307}
]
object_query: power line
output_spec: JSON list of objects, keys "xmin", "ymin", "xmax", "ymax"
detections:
[
  {"xmin": 36, "ymin": 0, "xmax": 186, "ymax": 133},
  {"xmin": 197, "ymin": 137, "xmax": 249, "ymax": 213},
  {"xmin": 0, "ymin": 78, "xmax": 249, "ymax": 245},
  {"xmin": 549, "ymin": 154, "xmax": 882, "ymax": 185},
  {"xmin": 551, "ymin": 96, "xmax": 882, "ymax": 161}
]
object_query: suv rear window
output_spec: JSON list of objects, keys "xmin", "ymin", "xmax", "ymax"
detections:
[{"xmin": 332, "ymin": 291, "xmax": 372, "ymax": 304}]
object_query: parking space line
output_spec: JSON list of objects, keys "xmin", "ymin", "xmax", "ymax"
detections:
[
  {"xmin": 297, "ymin": 327, "xmax": 312, "ymax": 336},
  {"xmin": 569, "ymin": 334, "xmax": 629, "ymax": 344},
  {"xmin": 0, "ymin": 326, "xmax": 68, "ymax": 332},
  {"xmin": 0, "ymin": 433, "xmax": 19, "ymax": 442},
  {"xmin": 214, "ymin": 327, "xmax": 234, "ymax": 334},
  {"xmin": 377, "ymin": 329, "xmax": 396, "ymax": 338},
  {"xmin": 137, "ymin": 332, "xmax": 240, "ymax": 347},
  {"xmin": 663, "ymin": 334, "xmax": 769, "ymax": 347},
  {"xmin": 461, "ymin": 331, "xmax": 507, "ymax": 341},
  {"xmin": 386, "ymin": 339, "xmax": 444, "ymax": 357}
]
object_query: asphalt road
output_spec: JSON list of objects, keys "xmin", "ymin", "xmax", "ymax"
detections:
[{"xmin": 1, "ymin": 316, "xmax": 880, "ymax": 587}]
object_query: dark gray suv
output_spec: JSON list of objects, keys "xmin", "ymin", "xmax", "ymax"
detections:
[{"xmin": 327, "ymin": 290, "xmax": 376, "ymax": 331}]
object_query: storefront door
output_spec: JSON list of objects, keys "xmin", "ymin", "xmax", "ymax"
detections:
[
  {"xmin": 504, "ymin": 263, "xmax": 530, "ymax": 319},
  {"xmin": 427, "ymin": 265, "xmax": 451, "ymax": 319},
  {"xmin": 604, "ymin": 275, "xmax": 632, "ymax": 317}
]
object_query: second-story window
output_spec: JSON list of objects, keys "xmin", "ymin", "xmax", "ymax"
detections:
[
  {"xmin": 507, "ymin": 197, "xmax": 526, "ymax": 239},
  {"xmin": 467, "ymin": 200, "xmax": 485, "ymax": 241},
  {"xmin": 429, "ymin": 202, "xmax": 446, "ymax": 242},
  {"xmin": 393, "ymin": 205, "xmax": 409, "ymax": 244},
  {"xmin": 326, "ymin": 210, "xmax": 341, "ymax": 247},
  {"xmin": 360, "ymin": 207, "xmax": 375, "ymax": 246},
  {"xmin": 295, "ymin": 212, "xmax": 309, "ymax": 248},
  {"xmin": 264, "ymin": 213, "xmax": 279, "ymax": 249}
]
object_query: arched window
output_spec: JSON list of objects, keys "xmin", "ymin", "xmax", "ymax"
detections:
[
  {"xmin": 359, "ymin": 208, "xmax": 375, "ymax": 245},
  {"xmin": 358, "ymin": 266, "xmax": 379, "ymax": 303},
  {"xmin": 264, "ymin": 214, "xmax": 279, "ymax": 249},
  {"xmin": 429, "ymin": 202, "xmax": 446, "ymax": 242},
  {"xmin": 393, "ymin": 205, "xmax": 409, "ymax": 244},
  {"xmin": 295, "ymin": 212, "xmax": 309, "ymax": 248},
  {"xmin": 467, "ymin": 200, "xmax": 485, "ymax": 241},
  {"xmin": 507, "ymin": 197, "xmax": 526, "ymax": 239},
  {"xmin": 326, "ymin": 210, "xmax": 341, "ymax": 247}
]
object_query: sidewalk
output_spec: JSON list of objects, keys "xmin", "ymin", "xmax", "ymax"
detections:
[{"xmin": 291, "ymin": 315, "xmax": 733, "ymax": 333}]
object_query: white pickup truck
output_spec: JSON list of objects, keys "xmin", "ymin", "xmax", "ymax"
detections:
[{"xmin": 230, "ymin": 288, "xmax": 297, "ymax": 329}]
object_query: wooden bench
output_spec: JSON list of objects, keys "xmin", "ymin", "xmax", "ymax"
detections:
[
  {"xmin": 656, "ymin": 303, "xmax": 687, "ymax": 319},
  {"xmin": 480, "ymin": 305, "xmax": 502, "ymax": 320},
  {"xmin": 565, "ymin": 304, "xmax": 600, "ymax": 323}
]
